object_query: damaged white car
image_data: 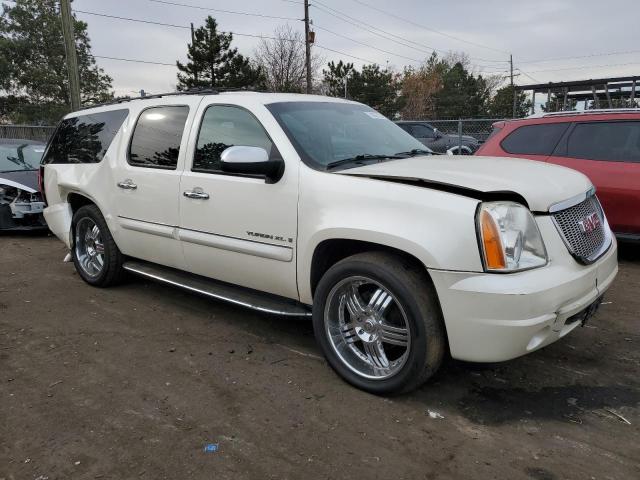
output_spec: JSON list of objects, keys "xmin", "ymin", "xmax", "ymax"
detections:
[
  {"xmin": 0, "ymin": 139, "xmax": 47, "ymax": 231},
  {"xmin": 42, "ymin": 92, "xmax": 617, "ymax": 394}
]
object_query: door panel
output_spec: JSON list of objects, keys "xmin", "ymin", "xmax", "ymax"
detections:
[
  {"xmin": 113, "ymin": 100, "xmax": 201, "ymax": 268},
  {"xmin": 178, "ymin": 101, "xmax": 299, "ymax": 300}
]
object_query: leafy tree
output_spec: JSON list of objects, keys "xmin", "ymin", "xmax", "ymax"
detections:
[
  {"xmin": 488, "ymin": 85, "xmax": 532, "ymax": 118},
  {"xmin": 0, "ymin": 0, "xmax": 113, "ymax": 124},
  {"xmin": 177, "ymin": 16, "xmax": 265, "ymax": 91}
]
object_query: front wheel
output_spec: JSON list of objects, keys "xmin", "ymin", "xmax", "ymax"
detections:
[{"xmin": 313, "ymin": 252, "xmax": 446, "ymax": 394}]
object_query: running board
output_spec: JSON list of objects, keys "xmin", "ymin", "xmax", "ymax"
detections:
[{"xmin": 122, "ymin": 260, "xmax": 312, "ymax": 317}]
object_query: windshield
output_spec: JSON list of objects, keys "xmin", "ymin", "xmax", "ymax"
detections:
[
  {"xmin": 266, "ymin": 101, "xmax": 429, "ymax": 169},
  {"xmin": 0, "ymin": 143, "xmax": 45, "ymax": 171}
]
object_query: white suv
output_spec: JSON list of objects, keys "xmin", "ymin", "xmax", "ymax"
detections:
[{"xmin": 41, "ymin": 92, "xmax": 618, "ymax": 394}]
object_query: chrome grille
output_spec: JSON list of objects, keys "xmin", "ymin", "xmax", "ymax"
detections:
[{"xmin": 552, "ymin": 195, "xmax": 609, "ymax": 263}]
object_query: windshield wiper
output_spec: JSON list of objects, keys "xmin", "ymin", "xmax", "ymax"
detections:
[
  {"xmin": 394, "ymin": 148, "xmax": 433, "ymax": 156},
  {"xmin": 326, "ymin": 154, "xmax": 405, "ymax": 171}
]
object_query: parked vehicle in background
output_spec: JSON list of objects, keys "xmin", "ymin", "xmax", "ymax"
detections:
[
  {"xmin": 42, "ymin": 92, "xmax": 616, "ymax": 394},
  {"xmin": 0, "ymin": 139, "xmax": 47, "ymax": 231},
  {"xmin": 395, "ymin": 121, "xmax": 479, "ymax": 154},
  {"xmin": 477, "ymin": 110, "xmax": 640, "ymax": 241}
]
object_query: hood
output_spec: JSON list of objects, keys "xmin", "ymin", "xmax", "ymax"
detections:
[
  {"xmin": 338, "ymin": 155, "xmax": 592, "ymax": 212},
  {"xmin": 0, "ymin": 170, "xmax": 38, "ymax": 192}
]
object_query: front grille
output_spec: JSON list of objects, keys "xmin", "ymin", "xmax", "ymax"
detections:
[{"xmin": 552, "ymin": 195, "xmax": 609, "ymax": 263}]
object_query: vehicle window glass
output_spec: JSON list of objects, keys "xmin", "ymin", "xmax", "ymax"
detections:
[
  {"xmin": 567, "ymin": 121, "xmax": 640, "ymax": 163},
  {"xmin": 0, "ymin": 143, "xmax": 45, "ymax": 171},
  {"xmin": 42, "ymin": 109, "xmax": 128, "ymax": 164},
  {"xmin": 128, "ymin": 106, "xmax": 189, "ymax": 169},
  {"xmin": 193, "ymin": 105, "xmax": 273, "ymax": 173},
  {"xmin": 501, "ymin": 123, "xmax": 569, "ymax": 155},
  {"xmin": 267, "ymin": 102, "xmax": 426, "ymax": 169},
  {"xmin": 412, "ymin": 124, "xmax": 435, "ymax": 138}
]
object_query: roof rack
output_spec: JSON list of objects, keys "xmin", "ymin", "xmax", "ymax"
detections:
[
  {"xmin": 527, "ymin": 108, "xmax": 640, "ymax": 119},
  {"xmin": 78, "ymin": 87, "xmax": 265, "ymax": 111}
]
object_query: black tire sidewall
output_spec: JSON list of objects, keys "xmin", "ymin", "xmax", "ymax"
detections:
[
  {"xmin": 71, "ymin": 205, "xmax": 119, "ymax": 286},
  {"xmin": 313, "ymin": 256, "xmax": 434, "ymax": 395}
]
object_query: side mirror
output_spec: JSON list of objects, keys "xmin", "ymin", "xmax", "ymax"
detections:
[{"xmin": 220, "ymin": 146, "xmax": 284, "ymax": 183}]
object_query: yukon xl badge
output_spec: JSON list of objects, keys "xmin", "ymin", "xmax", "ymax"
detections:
[
  {"xmin": 247, "ymin": 231, "xmax": 293, "ymax": 243},
  {"xmin": 578, "ymin": 212, "xmax": 601, "ymax": 234}
]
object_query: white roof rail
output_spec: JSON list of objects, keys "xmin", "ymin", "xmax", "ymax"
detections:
[{"xmin": 527, "ymin": 108, "xmax": 640, "ymax": 119}]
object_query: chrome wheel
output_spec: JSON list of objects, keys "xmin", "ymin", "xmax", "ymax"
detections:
[
  {"xmin": 75, "ymin": 217, "xmax": 105, "ymax": 277},
  {"xmin": 324, "ymin": 276, "xmax": 411, "ymax": 380}
]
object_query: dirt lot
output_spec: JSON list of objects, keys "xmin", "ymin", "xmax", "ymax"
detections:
[{"xmin": 1, "ymin": 234, "xmax": 638, "ymax": 480}]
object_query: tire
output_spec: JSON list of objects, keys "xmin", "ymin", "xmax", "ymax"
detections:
[
  {"xmin": 71, "ymin": 204, "xmax": 125, "ymax": 287},
  {"xmin": 312, "ymin": 251, "xmax": 446, "ymax": 395}
]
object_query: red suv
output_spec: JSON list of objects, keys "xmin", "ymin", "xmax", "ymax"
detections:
[{"xmin": 477, "ymin": 110, "xmax": 640, "ymax": 240}]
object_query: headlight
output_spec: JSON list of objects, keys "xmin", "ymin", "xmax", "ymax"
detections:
[{"xmin": 476, "ymin": 201, "xmax": 548, "ymax": 272}]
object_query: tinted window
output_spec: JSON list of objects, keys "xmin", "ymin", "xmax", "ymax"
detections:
[
  {"xmin": 128, "ymin": 106, "xmax": 189, "ymax": 169},
  {"xmin": 194, "ymin": 105, "xmax": 273, "ymax": 173},
  {"xmin": 501, "ymin": 123, "xmax": 569, "ymax": 155},
  {"xmin": 42, "ymin": 109, "xmax": 128, "ymax": 164},
  {"xmin": 412, "ymin": 124, "xmax": 435, "ymax": 138},
  {"xmin": 567, "ymin": 121, "xmax": 640, "ymax": 163}
]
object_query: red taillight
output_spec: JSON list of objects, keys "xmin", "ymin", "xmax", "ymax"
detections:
[{"xmin": 38, "ymin": 166, "xmax": 48, "ymax": 205}]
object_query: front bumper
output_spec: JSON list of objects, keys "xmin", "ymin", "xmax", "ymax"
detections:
[
  {"xmin": 0, "ymin": 204, "xmax": 48, "ymax": 231},
  {"xmin": 429, "ymin": 216, "xmax": 618, "ymax": 362}
]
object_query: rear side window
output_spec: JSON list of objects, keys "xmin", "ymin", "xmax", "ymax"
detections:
[
  {"xmin": 128, "ymin": 106, "xmax": 189, "ymax": 169},
  {"xmin": 567, "ymin": 121, "xmax": 640, "ymax": 163},
  {"xmin": 412, "ymin": 124, "xmax": 436, "ymax": 138},
  {"xmin": 193, "ymin": 105, "xmax": 273, "ymax": 173},
  {"xmin": 42, "ymin": 109, "xmax": 128, "ymax": 164},
  {"xmin": 501, "ymin": 123, "xmax": 569, "ymax": 155}
]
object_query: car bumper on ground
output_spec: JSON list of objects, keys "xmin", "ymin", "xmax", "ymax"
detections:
[{"xmin": 429, "ymin": 216, "xmax": 618, "ymax": 363}]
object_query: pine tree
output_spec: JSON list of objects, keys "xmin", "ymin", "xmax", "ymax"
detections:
[{"xmin": 176, "ymin": 16, "xmax": 264, "ymax": 91}]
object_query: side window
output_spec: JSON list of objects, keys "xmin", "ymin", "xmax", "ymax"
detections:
[
  {"xmin": 42, "ymin": 109, "xmax": 129, "ymax": 164},
  {"xmin": 412, "ymin": 124, "xmax": 435, "ymax": 138},
  {"xmin": 193, "ymin": 105, "xmax": 273, "ymax": 173},
  {"xmin": 501, "ymin": 123, "xmax": 569, "ymax": 156},
  {"xmin": 567, "ymin": 121, "xmax": 640, "ymax": 163},
  {"xmin": 128, "ymin": 106, "xmax": 189, "ymax": 169}
]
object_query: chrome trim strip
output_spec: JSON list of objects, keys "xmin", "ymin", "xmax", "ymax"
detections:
[
  {"xmin": 118, "ymin": 216, "xmax": 176, "ymax": 239},
  {"xmin": 548, "ymin": 187, "xmax": 595, "ymax": 213},
  {"xmin": 178, "ymin": 228, "xmax": 293, "ymax": 262},
  {"xmin": 123, "ymin": 263, "xmax": 311, "ymax": 317}
]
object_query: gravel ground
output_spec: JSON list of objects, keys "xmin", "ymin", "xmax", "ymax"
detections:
[{"xmin": 1, "ymin": 234, "xmax": 639, "ymax": 480}]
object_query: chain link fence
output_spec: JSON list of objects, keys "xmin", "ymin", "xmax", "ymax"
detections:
[
  {"xmin": 0, "ymin": 125, "xmax": 57, "ymax": 142},
  {"xmin": 426, "ymin": 119, "xmax": 507, "ymax": 144}
]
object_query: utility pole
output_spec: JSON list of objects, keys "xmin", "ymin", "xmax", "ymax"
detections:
[
  {"xmin": 60, "ymin": 0, "xmax": 81, "ymax": 110},
  {"xmin": 510, "ymin": 54, "xmax": 516, "ymax": 118},
  {"xmin": 303, "ymin": 0, "xmax": 312, "ymax": 94},
  {"xmin": 190, "ymin": 23, "xmax": 199, "ymax": 84}
]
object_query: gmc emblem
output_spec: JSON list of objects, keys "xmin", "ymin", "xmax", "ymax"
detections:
[{"xmin": 578, "ymin": 212, "xmax": 601, "ymax": 234}]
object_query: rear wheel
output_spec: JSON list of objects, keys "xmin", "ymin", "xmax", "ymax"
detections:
[
  {"xmin": 72, "ymin": 204, "xmax": 125, "ymax": 287},
  {"xmin": 313, "ymin": 252, "xmax": 446, "ymax": 394}
]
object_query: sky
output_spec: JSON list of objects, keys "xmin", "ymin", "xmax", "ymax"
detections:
[{"xmin": 73, "ymin": 0, "xmax": 640, "ymax": 101}]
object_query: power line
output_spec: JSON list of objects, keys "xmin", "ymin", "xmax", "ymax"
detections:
[
  {"xmin": 313, "ymin": 24, "xmax": 422, "ymax": 63},
  {"xmin": 147, "ymin": 0, "xmax": 300, "ymax": 21},
  {"xmin": 525, "ymin": 61, "xmax": 640, "ymax": 74},
  {"xmin": 346, "ymin": 0, "xmax": 509, "ymax": 56},
  {"xmin": 314, "ymin": 44, "xmax": 378, "ymax": 64},
  {"xmin": 312, "ymin": 0, "xmax": 506, "ymax": 67},
  {"xmin": 518, "ymin": 49, "xmax": 640, "ymax": 65},
  {"xmin": 94, "ymin": 55, "xmax": 177, "ymax": 67}
]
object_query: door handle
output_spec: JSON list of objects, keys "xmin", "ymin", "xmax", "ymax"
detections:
[
  {"xmin": 117, "ymin": 179, "xmax": 137, "ymax": 190},
  {"xmin": 183, "ymin": 188, "xmax": 210, "ymax": 200}
]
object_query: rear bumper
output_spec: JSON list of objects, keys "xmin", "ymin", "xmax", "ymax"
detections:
[{"xmin": 429, "ymin": 217, "xmax": 618, "ymax": 362}]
